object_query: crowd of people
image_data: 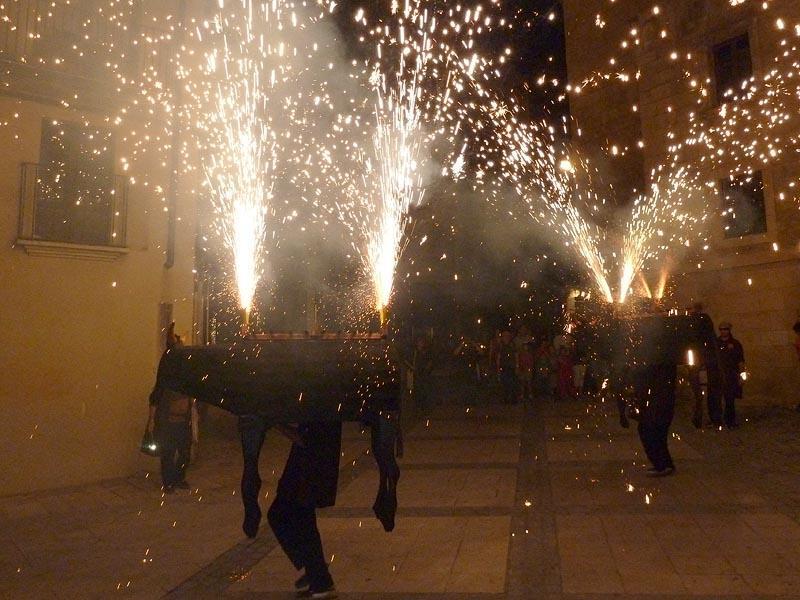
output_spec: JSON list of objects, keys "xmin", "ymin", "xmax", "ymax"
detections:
[
  {"xmin": 439, "ymin": 303, "xmax": 757, "ymax": 479},
  {"xmin": 443, "ymin": 304, "xmax": 752, "ymax": 424},
  {"xmin": 447, "ymin": 324, "xmax": 608, "ymax": 405}
]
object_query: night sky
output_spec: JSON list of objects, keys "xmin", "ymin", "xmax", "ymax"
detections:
[{"xmin": 331, "ymin": 0, "xmax": 568, "ymax": 117}]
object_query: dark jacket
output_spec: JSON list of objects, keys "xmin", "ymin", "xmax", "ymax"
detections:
[
  {"xmin": 687, "ymin": 313, "xmax": 719, "ymax": 367},
  {"xmin": 717, "ymin": 336, "xmax": 744, "ymax": 373},
  {"xmin": 631, "ymin": 315, "xmax": 682, "ymax": 368},
  {"xmin": 277, "ymin": 421, "xmax": 343, "ymax": 508}
]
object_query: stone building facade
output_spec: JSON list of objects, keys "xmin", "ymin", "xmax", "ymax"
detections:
[
  {"xmin": 0, "ymin": 1, "xmax": 200, "ymax": 494},
  {"xmin": 563, "ymin": 0, "xmax": 800, "ymax": 404}
]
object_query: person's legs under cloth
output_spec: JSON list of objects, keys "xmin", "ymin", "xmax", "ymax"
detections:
[
  {"xmin": 239, "ymin": 414, "xmax": 270, "ymax": 538},
  {"xmin": 268, "ymin": 487, "xmax": 334, "ymax": 592}
]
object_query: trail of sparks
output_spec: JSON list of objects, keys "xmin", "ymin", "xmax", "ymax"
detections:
[
  {"xmin": 301, "ymin": 1, "xmax": 505, "ymax": 317},
  {"xmin": 200, "ymin": 1, "xmax": 278, "ymax": 311}
]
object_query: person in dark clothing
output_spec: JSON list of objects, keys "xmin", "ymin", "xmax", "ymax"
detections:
[
  {"xmin": 717, "ymin": 321, "xmax": 745, "ymax": 428},
  {"xmin": 631, "ymin": 315, "xmax": 680, "ymax": 477},
  {"xmin": 412, "ymin": 337, "xmax": 434, "ymax": 412},
  {"xmin": 147, "ymin": 324, "xmax": 193, "ymax": 492},
  {"xmin": 633, "ymin": 363, "xmax": 677, "ymax": 475},
  {"xmin": 685, "ymin": 305, "xmax": 723, "ymax": 427},
  {"xmin": 496, "ymin": 330, "xmax": 517, "ymax": 403},
  {"xmin": 607, "ymin": 314, "xmax": 632, "ymax": 429},
  {"xmin": 268, "ymin": 421, "xmax": 342, "ymax": 599},
  {"xmin": 517, "ymin": 342, "xmax": 535, "ymax": 403},
  {"xmin": 148, "ymin": 389, "xmax": 193, "ymax": 492}
]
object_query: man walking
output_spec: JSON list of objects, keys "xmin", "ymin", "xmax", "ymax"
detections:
[
  {"xmin": 268, "ymin": 421, "xmax": 342, "ymax": 599},
  {"xmin": 631, "ymin": 314, "xmax": 680, "ymax": 477},
  {"xmin": 717, "ymin": 322, "xmax": 745, "ymax": 428}
]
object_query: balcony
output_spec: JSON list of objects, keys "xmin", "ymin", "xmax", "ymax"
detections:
[{"xmin": 17, "ymin": 162, "xmax": 129, "ymax": 261}]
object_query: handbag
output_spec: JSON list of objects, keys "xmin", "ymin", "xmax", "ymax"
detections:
[{"xmin": 140, "ymin": 428, "xmax": 160, "ymax": 457}]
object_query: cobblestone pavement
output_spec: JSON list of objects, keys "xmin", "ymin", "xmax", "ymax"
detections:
[{"xmin": 2, "ymin": 383, "xmax": 800, "ymax": 599}]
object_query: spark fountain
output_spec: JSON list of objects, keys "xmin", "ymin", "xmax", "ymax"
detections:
[
  {"xmin": 199, "ymin": 1, "xmax": 282, "ymax": 331},
  {"xmin": 303, "ymin": 0, "xmax": 499, "ymax": 326},
  {"xmin": 361, "ymin": 0, "xmax": 458, "ymax": 324},
  {"xmin": 478, "ymin": 100, "xmax": 704, "ymax": 305},
  {"xmin": 618, "ymin": 168, "xmax": 705, "ymax": 304}
]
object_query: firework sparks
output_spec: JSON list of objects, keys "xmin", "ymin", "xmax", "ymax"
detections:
[
  {"xmin": 198, "ymin": 1, "xmax": 286, "ymax": 314},
  {"xmin": 618, "ymin": 168, "xmax": 704, "ymax": 304},
  {"xmin": 301, "ymin": 1, "xmax": 501, "ymax": 319},
  {"xmin": 471, "ymin": 94, "xmax": 705, "ymax": 305}
]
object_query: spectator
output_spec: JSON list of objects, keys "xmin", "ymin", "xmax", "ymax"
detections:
[
  {"xmin": 147, "ymin": 324, "xmax": 194, "ymax": 493},
  {"xmin": 517, "ymin": 342, "xmax": 535, "ymax": 403},
  {"xmin": 496, "ymin": 330, "xmax": 517, "ymax": 404},
  {"xmin": 556, "ymin": 345, "xmax": 576, "ymax": 401},
  {"xmin": 717, "ymin": 321, "xmax": 745, "ymax": 429},
  {"xmin": 514, "ymin": 324, "xmax": 533, "ymax": 351},
  {"xmin": 413, "ymin": 336, "xmax": 434, "ymax": 412},
  {"xmin": 488, "ymin": 330, "xmax": 501, "ymax": 380},
  {"xmin": 534, "ymin": 339, "xmax": 554, "ymax": 399}
]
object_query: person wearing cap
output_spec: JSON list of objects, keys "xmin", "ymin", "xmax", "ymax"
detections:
[{"xmin": 717, "ymin": 321, "xmax": 745, "ymax": 428}]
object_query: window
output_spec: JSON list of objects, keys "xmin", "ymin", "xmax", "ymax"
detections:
[
  {"xmin": 713, "ymin": 34, "xmax": 753, "ymax": 104},
  {"xmin": 720, "ymin": 171, "xmax": 767, "ymax": 238},
  {"xmin": 25, "ymin": 119, "xmax": 126, "ymax": 246}
]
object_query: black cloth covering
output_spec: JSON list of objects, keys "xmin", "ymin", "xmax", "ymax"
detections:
[
  {"xmin": 151, "ymin": 339, "xmax": 400, "ymax": 421},
  {"xmin": 277, "ymin": 422, "xmax": 343, "ymax": 509},
  {"xmin": 150, "ymin": 338, "xmax": 402, "ymax": 533}
]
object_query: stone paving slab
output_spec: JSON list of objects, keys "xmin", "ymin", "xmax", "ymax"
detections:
[
  {"xmin": 336, "ymin": 468, "xmax": 517, "ymax": 509},
  {"xmin": 228, "ymin": 516, "xmax": 511, "ymax": 595},
  {"xmin": 409, "ymin": 418, "xmax": 521, "ymax": 439},
  {"xmin": 557, "ymin": 511, "xmax": 800, "ymax": 595},
  {"xmin": 546, "ymin": 435, "xmax": 703, "ymax": 463},
  {"xmin": 547, "ymin": 463, "xmax": 771, "ymax": 512},
  {"xmin": 400, "ymin": 438, "xmax": 520, "ymax": 466}
]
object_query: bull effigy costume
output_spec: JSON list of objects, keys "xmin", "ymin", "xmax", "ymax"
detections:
[{"xmin": 148, "ymin": 334, "xmax": 402, "ymax": 538}]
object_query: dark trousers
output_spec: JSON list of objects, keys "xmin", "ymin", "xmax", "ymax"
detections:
[
  {"xmin": 706, "ymin": 366, "xmax": 723, "ymax": 425},
  {"xmin": 268, "ymin": 482, "xmax": 333, "ymax": 591},
  {"xmin": 634, "ymin": 364, "xmax": 677, "ymax": 471},
  {"xmin": 499, "ymin": 369, "xmax": 517, "ymax": 403},
  {"xmin": 159, "ymin": 421, "xmax": 190, "ymax": 487},
  {"xmin": 722, "ymin": 378, "xmax": 740, "ymax": 427},
  {"xmin": 239, "ymin": 415, "xmax": 269, "ymax": 536},
  {"xmin": 414, "ymin": 374, "xmax": 432, "ymax": 412}
]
